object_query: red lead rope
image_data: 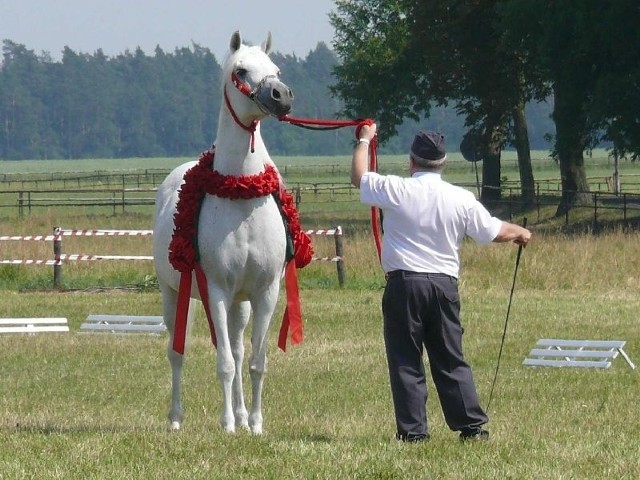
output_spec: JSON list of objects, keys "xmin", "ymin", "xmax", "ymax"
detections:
[
  {"xmin": 368, "ymin": 137, "xmax": 382, "ymax": 261},
  {"xmin": 278, "ymin": 114, "xmax": 382, "ymax": 261}
]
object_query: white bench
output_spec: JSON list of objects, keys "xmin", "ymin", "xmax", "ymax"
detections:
[
  {"xmin": 80, "ymin": 314, "xmax": 166, "ymax": 334},
  {"xmin": 0, "ymin": 317, "xmax": 69, "ymax": 334},
  {"xmin": 523, "ymin": 338, "xmax": 636, "ymax": 370}
]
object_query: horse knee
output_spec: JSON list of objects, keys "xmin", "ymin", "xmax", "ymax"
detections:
[
  {"xmin": 230, "ymin": 343, "xmax": 244, "ymax": 362},
  {"xmin": 249, "ymin": 362, "xmax": 266, "ymax": 381},
  {"xmin": 217, "ymin": 358, "xmax": 236, "ymax": 382}
]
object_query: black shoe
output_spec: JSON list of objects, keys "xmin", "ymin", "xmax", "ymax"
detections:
[
  {"xmin": 459, "ymin": 428, "xmax": 489, "ymax": 442},
  {"xmin": 395, "ymin": 432, "xmax": 430, "ymax": 443}
]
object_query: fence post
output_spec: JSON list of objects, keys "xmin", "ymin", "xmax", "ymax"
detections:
[
  {"xmin": 295, "ymin": 187, "xmax": 301, "ymax": 208},
  {"xmin": 593, "ymin": 192, "xmax": 599, "ymax": 233},
  {"xmin": 53, "ymin": 226, "xmax": 62, "ymax": 289},
  {"xmin": 508, "ymin": 189, "xmax": 513, "ymax": 222},
  {"xmin": 536, "ymin": 183, "xmax": 540, "ymax": 222},
  {"xmin": 334, "ymin": 226, "xmax": 345, "ymax": 287},
  {"xmin": 18, "ymin": 191, "xmax": 24, "ymax": 218}
]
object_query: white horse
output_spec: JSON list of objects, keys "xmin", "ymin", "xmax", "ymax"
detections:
[{"xmin": 153, "ymin": 31, "xmax": 295, "ymax": 434}]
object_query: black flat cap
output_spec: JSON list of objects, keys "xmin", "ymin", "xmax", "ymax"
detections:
[{"xmin": 410, "ymin": 130, "xmax": 446, "ymax": 167}]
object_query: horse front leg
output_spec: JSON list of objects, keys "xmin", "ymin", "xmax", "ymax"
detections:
[
  {"xmin": 209, "ymin": 293, "xmax": 237, "ymax": 433},
  {"xmin": 228, "ymin": 300, "xmax": 251, "ymax": 430},
  {"xmin": 248, "ymin": 283, "xmax": 280, "ymax": 435}
]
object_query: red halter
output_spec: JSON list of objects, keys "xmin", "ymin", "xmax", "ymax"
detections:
[
  {"xmin": 224, "ymin": 71, "xmax": 259, "ymax": 152},
  {"xmin": 225, "ymin": 70, "xmax": 280, "ymax": 153},
  {"xmin": 223, "ymin": 86, "xmax": 259, "ymax": 153}
]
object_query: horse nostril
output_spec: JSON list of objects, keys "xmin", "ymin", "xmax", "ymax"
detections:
[{"xmin": 272, "ymin": 89, "xmax": 281, "ymax": 101}]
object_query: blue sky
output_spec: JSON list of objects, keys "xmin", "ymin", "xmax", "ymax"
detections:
[{"xmin": 1, "ymin": 0, "xmax": 336, "ymax": 61}]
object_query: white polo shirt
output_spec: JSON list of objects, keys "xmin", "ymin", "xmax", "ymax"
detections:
[{"xmin": 360, "ymin": 171, "xmax": 503, "ymax": 278}]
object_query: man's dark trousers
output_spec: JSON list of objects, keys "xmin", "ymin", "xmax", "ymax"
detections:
[{"xmin": 382, "ymin": 270, "xmax": 488, "ymax": 437}]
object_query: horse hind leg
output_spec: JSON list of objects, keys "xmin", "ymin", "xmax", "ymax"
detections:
[
  {"xmin": 160, "ymin": 282, "xmax": 194, "ymax": 431},
  {"xmin": 228, "ymin": 300, "xmax": 251, "ymax": 431}
]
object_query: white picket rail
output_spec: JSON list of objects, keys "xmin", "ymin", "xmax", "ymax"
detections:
[{"xmin": 0, "ymin": 318, "xmax": 69, "ymax": 334}]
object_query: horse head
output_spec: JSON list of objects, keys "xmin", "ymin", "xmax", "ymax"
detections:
[{"xmin": 223, "ymin": 31, "xmax": 294, "ymax": 122}]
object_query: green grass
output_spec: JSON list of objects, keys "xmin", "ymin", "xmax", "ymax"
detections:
[
  {"xmin": 1, "ymin": 225, "xmax": 640, "ymax": 479},
  {"xmin": 1, "ymin": 157, "xmax": 639, "ymax": 478}
]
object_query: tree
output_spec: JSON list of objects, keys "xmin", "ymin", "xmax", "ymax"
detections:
[
  {"xmin": 264, "ymin": 45, "xmax": 353, "ymax": 155},
  {"xmin": 0, "ymin": 41, "xmax": 51, "ymax": 159},
  {"xmin": 330, "ymin": 0, "xmax": 536, "ymax": 204},
  {"xmin": 589, "ymin": 2, "xmax": 640, "ymax": 160},
  {"xmin": 331, "ymin": 1, "xmax": 425, "ymax": 141},
  {"xmin": 498, "ymin": 0, "xmax": 638, "ymax": 214},
  {"xmin": 0, "ymin": 36, "xmax": 560, "ymax": 160}
]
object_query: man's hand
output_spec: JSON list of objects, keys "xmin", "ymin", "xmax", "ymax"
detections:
[
  {"xmin": 351, "ymin": 123, "xmax": 377, "ymax": 187},
  {"xmin": 494, "ymin": 222, "xmax": 532, "ymax": 246}
]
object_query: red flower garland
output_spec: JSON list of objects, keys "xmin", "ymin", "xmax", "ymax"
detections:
[{"xmin": 169, "ymin": 148, "xmax": 313, "ymax": 273}]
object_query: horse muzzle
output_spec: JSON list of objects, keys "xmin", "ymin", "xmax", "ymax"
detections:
[{"xmin": 253, "ymin": 77, "xmax": 294, "ymax": 117}]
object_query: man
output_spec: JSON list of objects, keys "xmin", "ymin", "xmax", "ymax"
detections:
[{"xmin": 352, "ymin": 124, "xmax": 531, "ymax": 442}]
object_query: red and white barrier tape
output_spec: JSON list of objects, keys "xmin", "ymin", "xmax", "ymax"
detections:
[
  {"xmin": 1, "ymin": 254, "xmax": 153, "ymax": 265},
  {"xmin": 58, "ymin": 229, "xmax": 154, "ymax": 237},
  {"xmin": 59, "ymin": 254, "xmax": 153, "ymax": 261},
  {"xmin": 0, "ymin": 235, "xmax": 56, "ymax": 241},
  {"xmin": 0, "ymin": 259, "xmax": 57, "ymax": 265},
  {"xmin": 311, "ymin": 256, "xmax": 343, "ymax": 263},
  {"xmin": 1, "ymin": 229, "xmax": 154, "ymax": 242},
  {"xmin": 2, "ymin": 228, "xmax": 339, "ymax": 241},
  {"xmin": 3, "ymin": 254, "xmax": 339, "ymax": 265},
  {"xmin": 305, "ymin": 227, "xmax": 342, "ymax": 236},
  {"xmin": 1, "ymin": 228, "xmax": 342, "ymax": 264}
]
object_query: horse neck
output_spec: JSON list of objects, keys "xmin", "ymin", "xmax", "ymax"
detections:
[{"xmin": 213, "ymin": 109, "xmax": 269, "ymax": 176}]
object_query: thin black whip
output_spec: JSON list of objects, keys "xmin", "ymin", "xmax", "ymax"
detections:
[{"xmin": 485, "ymin": 217, "xmax": 527, "ymax": 412}]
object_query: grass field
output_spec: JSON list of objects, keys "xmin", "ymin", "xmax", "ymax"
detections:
[{"xmin": 1, "ymin": 157, "xmax": 639, "ymax": 478}]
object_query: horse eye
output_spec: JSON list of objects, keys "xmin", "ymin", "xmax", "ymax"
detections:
[{"xmin": 236, "ymin": 68, "xmax": 248, "ymax": 78}]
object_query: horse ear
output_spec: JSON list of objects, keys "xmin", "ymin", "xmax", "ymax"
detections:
[
  {"xmin": 261, "ymin": 32, "xmax": 273, "ymax": 54},
  {"xmin": 230, "ymin": 31, "xmax": 242, "ymax": 52}
]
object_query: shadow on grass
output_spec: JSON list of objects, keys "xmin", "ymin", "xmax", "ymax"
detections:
[{"xmin": 9, "ymin": 421, "xmax": 154, "ymax": 435}]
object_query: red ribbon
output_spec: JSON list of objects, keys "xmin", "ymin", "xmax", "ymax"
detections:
[
  {"xmin": 278, "ymin": 260, "xmax": 303, "ymax": 350},
  {"xmin": 173, "ymin": 265, "xmax": 217, "ymax": 355},
  {"xmin": 169, "ymin": 149, "xmax": 313, "ymax": 355}
]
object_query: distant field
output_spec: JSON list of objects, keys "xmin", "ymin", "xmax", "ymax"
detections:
[
  {"xmin": 1, "ymin": 149, "xmax": 637, "ymax": 182},
  {"xmin": 3, "ymin": 150, "xmax": 640, "ymax": 233},
  {"xmin": 0, "ymin": 149, "xmax": 589, "ymax": 174}
]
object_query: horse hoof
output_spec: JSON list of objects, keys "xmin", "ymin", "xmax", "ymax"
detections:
[
  {"xmin": 249, "ymin": 413, "xmax": 263, "ymax": 435},
  {"xmin": 221, "ymin": 420, "xmax": 236, "ymax": 433},
  {"xmin": 169, "ymin": 421, "xmax": 181, "ymax": 431}
]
